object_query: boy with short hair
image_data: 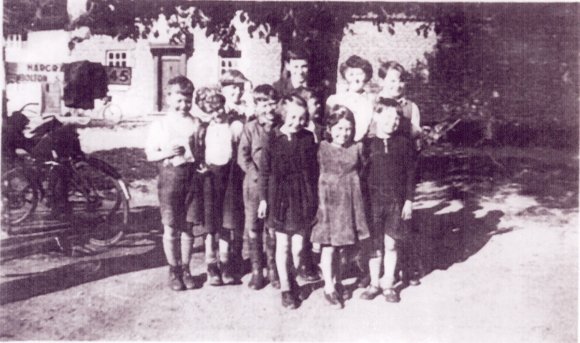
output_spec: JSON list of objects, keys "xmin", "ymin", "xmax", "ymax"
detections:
[
  {"xmin": 237, "ymin": 84, "xmax": 281, "ymax": 290},
  {"xmin": 361, "ymin": 98, "xmax": 416, "ymax": 303},
  {"xmin": 145, "ymin": 75, "xmax": 205, "ymax": 291},
  {"xmin": 273, "ymin": 45, "xmax": 311, "ymax": 97}
]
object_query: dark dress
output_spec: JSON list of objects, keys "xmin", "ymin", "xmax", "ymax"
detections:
[
  {"xmin": 311, "ymin": 141, "xmax": 370, "ymax": 247},
  {"xmin": 259, "ymin": 128, "xmax": 318, "ymax": 235},
  {"xmin": 363, "ymin": 134, "xmax": 416, "ymax": 242}
]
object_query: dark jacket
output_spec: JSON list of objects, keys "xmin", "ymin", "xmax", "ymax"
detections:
[{"xmin": 362, "ymin": 134, "xmax": 416, "ymax": 203}]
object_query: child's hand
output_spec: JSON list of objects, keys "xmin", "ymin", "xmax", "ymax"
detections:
[
  {"xmin": 257, "ymin": 200, "xmax": 268, "ymax": 219},
  {"xmin": 171, "ymin": 145, "xmax": 185, "ymax": 156},
  {"xmin": 401, "ymin": 200, "xmax": 413, "ymax": 220},
  {"xmin": 196, "ymin": 163, "xmax": 208, "ymax": 174}
]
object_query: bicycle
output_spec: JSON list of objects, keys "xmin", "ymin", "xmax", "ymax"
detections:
[
  {"xmin": 1, "ymin": 105, "xmax": 130, "ymax": 246},
  {"xmin": 1, "ymin": 155, "xmax": 130, "ymax": 246}
]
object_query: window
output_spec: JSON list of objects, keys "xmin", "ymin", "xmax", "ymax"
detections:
[
  {"xmin": 106, "ymin": 50, "xmax": 128, "ymax": 67},
  {"xmin": 218, "ymin": 49, "xmax": 241, "ymax": 75},
  {"xmin": 5, "ymin": 33, "xmax": 25, "ymax": 48}
]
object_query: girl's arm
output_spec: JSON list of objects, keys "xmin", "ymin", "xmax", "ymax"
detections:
[
  {"xmin": 257, "ymin": 132, "xmax": 272, "ymax": 218},
  {"xmin": 410, "ymin": 102, "xmax": 422, "ymax": 138}
]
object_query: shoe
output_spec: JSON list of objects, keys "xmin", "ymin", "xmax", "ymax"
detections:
[
  {"xmin": 323, "ymin": 291, "xmax": 344, "ymax": 309},
  {"xmin": 281, "ymin": 291, "xmax": 298, "ymax": 309},
  {"xmin": 383, "ymin": 288, "xmax": 401, "ymax": 303},
  {"xmin": 289, "ymin": 276, "xmax": 305, "ymax": 301},
  {"xmin": 248, "ymin": 269, "xmax": 266, "ymax": 290},
  {"xmin": 360, "ymin": 285, "xmax": 382, "ymax": 300},
  {"xmin": 336, "ymin": 283, "xmax": 352, "ymax": 301},
  {"xmin": 409, "ymin": 278, "xmax": 421, "ymax": 286},
  {"xmin": 207, "ymin": 262, "xmax": 223, "ymax": 286},
  {"xmin": 221, "ymin": 261, "xmax": 235, "ymax": 285},
  {"xmin": 182, "ymin": 266, "xmax": 197, "ymax": 290},
  {"xmin": 356, "ymin": 275, "xmax": 371, "ymax": 289},
  {"xmin": 168, "ymin": 266, "xmax": 186, "ymax": 291},
  {"xmin": 298, "ymin": 264, "xmax": 321, "ymax": 283}
]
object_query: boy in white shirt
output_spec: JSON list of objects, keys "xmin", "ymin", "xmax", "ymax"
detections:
[{"xmin": 145, "ymin": 76, "xmax": 205, "ymax": 291}]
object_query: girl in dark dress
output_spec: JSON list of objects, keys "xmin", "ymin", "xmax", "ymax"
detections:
[
  {"xmin": 258, "ymin": 94, "xmax": 318, "ymax": 309},
  {"xmin": 360, "ymin": 98, "xmax": 416, "ymax": 303},
  {"xmin": 311, "ymin": 105, "xmax": 370, "ymax": 308}
]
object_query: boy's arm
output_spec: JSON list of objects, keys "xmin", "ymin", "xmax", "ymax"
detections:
[
  {"xmin": 258, "ymin": 133, "xmax": 272, "ymax": 202},
  {"xmin": 145, "ymin": 121, "xmax": 174, "ymax": 162},
  {"xmin": 237, "ymin": 125, "xmax": 258, "ymax": 177},
  {"xmin": 403, "ymin": 138, "xmax": 417, "ymax": 201}
]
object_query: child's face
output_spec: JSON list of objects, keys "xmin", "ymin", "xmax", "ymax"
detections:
[
  {"xmin": 166, "ymin": 88, "xmax": 193, "ymax": 115},
  {"xmin": 222, "ymin": 84, "xmax": 243, "ymax": 104},
  {"xmin": 255, "ymin": 99, "xmax": 278, "ymax": 123},
  {"xmin": 375, "ymin": 106, "xmax": 400, "ymax": 137},
  {"xmin": 381, "ymin": 69, "xmax": 404, "ymax": 98},
  {"xmin": 329, "ymin": 118, "xmax": 354, "ymax": 147},
  {"xmin": 282, "ymin": 102, "xmax": 307, "ymax": 133},
  {"xmin": 286, "ymin": 58, "xmax": 309, "ymax": 83},
  {"xmin": 344, "ymin": 67, "xmax": 367, "ymax": 93}
]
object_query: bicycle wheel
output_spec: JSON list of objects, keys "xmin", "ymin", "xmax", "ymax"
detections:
[
  {"xmin": 102, "ymin": 104, "xmax": 123, "ymax": 124},
  {"xmin": 1, "ymin": 168, "xmax": 39, "ymax": 228},
  {"xmin": 69, "ymin": 160, "xmax": 128, "ymax": 246}
]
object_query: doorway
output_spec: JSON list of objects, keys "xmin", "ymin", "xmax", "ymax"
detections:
[{"xmin": 150, "ymin": 43, "xmax": 187, "ymax": 112}]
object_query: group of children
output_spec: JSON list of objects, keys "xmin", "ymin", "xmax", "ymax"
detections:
[{"xmin": 145, "ymin": 47, "xmax": 421, "ymax": 310}]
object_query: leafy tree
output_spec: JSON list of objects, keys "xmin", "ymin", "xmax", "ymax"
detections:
[{"xmin": 64, "ymin": 1, "xmax": 451, "ymax": 93}]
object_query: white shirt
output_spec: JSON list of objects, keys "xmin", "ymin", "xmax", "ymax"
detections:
[
  {"xmin": 145, "ymin": 114, "xmax": 198, "ymax": 166},
  {"xmin": 326, "ymin": 91, "xmax": 373, "ymax": 142},
  {"xmin": 205, "ymin": 121, "xmax": 233, "ymax": 166}
]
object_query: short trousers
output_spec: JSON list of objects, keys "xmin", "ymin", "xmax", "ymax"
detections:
[
  {"xmin": 243, "ymin": 177, "xmax": 263, "ymax": 233},
  {"xmin": 158, "ymin": 163, "xmax": 196, "ymax": 231},
  {"xmin": 368, "ymin": 192, "xmax": 409, "ymax": 253}
]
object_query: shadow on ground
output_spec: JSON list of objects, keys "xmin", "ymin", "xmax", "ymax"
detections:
[
  {"xmin": 1, "ymin": 146, "xmax": 576, "ymax": 305},
  {"xmin": 0, "ymin": 207, "xmax": 167, "ymax": 305}
]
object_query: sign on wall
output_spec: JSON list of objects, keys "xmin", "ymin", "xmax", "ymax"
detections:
[
  {"xmin": 5, "ymin": 62, "xmax": 63, "ymax": 83},
  {"xmin": 6, "ymin": 63, "xmax": 133, "ymax": 86},
  {"xmin": 106, "ymin": 66, "xmax": 132, "ymax": 85}
]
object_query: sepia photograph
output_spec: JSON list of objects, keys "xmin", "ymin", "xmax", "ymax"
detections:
[{"xmin": 0, "ymin": 0, "xmax": 578, "ymax": 341}]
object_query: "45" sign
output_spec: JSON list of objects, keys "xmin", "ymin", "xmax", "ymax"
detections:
[{"xmin": 106, "ymin": 66, "xmax": 132, "ymax": 85}]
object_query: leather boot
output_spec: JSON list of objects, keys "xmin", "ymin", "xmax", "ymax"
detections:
[
  {"xmin": 207, "ymin": 261, "xmax": 223, "ymax": 286},
  {"xmin": 168, "ymin": 266, "xmax": 185, "ymax": 291},
  {"xmin": 265, "ymin": 232, "xmax": 280, "ymax": 289},
  {"xmin": 248, "ymin": 238, "xmax": 266, "ymax": 290},
  {"xmin": 182, "ymin": 265, "xmax": 197, "ymax": 290},
  {"xmin": 221, "ymin": 260, "xmax": 236, "ymax": 285}
]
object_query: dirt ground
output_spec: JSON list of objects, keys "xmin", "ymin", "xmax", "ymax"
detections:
[{"xmin": 0, "ymin": 122, "xmax": 577, "ymax": 342}]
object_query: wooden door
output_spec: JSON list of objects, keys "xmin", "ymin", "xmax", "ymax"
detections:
[{"xmin": 159, "ymin": 56, "xmax": 183, "ymax": 111}]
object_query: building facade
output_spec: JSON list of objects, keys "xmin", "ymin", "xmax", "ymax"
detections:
[{"xmin": 4, "ymin": 13, "xmax": 437, "ymax": 119}]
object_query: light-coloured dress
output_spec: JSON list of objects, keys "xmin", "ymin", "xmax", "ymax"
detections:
[{"xmin": 311, "ymin": 141, "xmax": 370, "ymax": 246}]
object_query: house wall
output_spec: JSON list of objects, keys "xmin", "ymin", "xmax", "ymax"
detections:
[{"xmin": 4, "ymin": 18, "xmax": 438, "ymax": 118}]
